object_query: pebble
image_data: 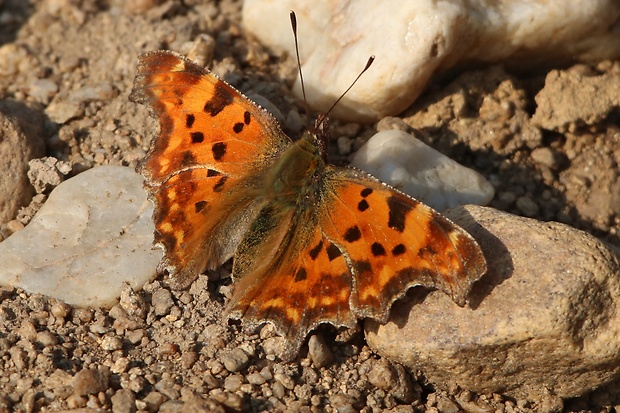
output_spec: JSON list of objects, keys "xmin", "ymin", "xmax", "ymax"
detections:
[
  {"xmin": 223, "ymin": 374, "xmax": 243, "ymax": 392},
  {"xmin": 0, "ymin": 166, "xmax": 162, "ymax": 308},
  {"xmin": 27, "ymin": 156, "xmax": 72, "ymax": 194},
  {"xmin": 243, "ymin": 0, "xmax": 620, "ymax": 120},
  {"xmin": 515, "ymin": 195, "xmax": 540, "ymax": 217},
  {"xmin": 73, "ymin": 368, "xmax": 109, "ymax": 396},
  {"xmin": 28, "ymin": 78, "xmax": 58, "ymax": 104},
  {"xmin": 220, "ymin": 347, "xmax": 250, "ymax": 373},
  {"xmin": 101, "ymin": 336, "xmax": 123, "ymax": 351},
  {"xmin": 110, "ymin": 388, "xmax": 136, "ymax": 413},
  {"xmin": 350, "ymin": 129, "xmax": 494, "ymax": 211},
  {"xmin": 532, "ymin": 69, "xmax": 620, "ymax": 132},
  {"xmin": 366, "ymin": 205, "xmax": 620, "ymax": 400},
  {"xmin": 152, "ymin": 288, "xmax": 174, "ymax": 316},
  {"xmin": 307, "ymin": 334, "xmax": 334, "ymax": 368}
]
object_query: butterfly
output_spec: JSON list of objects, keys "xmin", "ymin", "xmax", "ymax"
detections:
[{"xmin": 129, "ymin": 50, "xmax": 487, "ymax": 360}]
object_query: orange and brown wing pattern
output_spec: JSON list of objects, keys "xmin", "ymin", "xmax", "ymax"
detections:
[
  {"xmin": 130, "ymin": 50, "xmax": 290, "ymax": 183},
  {"xmin": 129, "ymin": 51, "xmax": 289, "ymax": 287},
  {"xmin": 225, "ymin": 205, "xmax": 358, "ymax": 360},
  {"xmin": 319, "ymin": 166, "xmax": 487, "ymax": 322}
]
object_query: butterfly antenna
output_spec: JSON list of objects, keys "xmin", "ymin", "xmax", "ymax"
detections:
[
  {"xmin": 316, "ymin": 55, "xmax": 375, "ymax": 130},
  {"xmin": 290, "ymin": 11, "xmax": 310, "ymax": 128}
]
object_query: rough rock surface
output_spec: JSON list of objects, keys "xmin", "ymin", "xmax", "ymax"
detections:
[
  {"xmin": 243, "ymin": 0, "xmax": 620, "ymax": 120},
  {"xmin": 0, "ymin": 100, "xmax": 45, "ymax": 224},
  {"xmin": 366, "ymin": 205, "xmax": 620, "ymax": 400},
  {"xmin": 0, "ymin": 166, "xmax": 161, "ymax": 307}
]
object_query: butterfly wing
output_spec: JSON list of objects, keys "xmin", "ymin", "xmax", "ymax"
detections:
[
  {"xmin": 226, "ymin": 163, "xmax": 486, "ymax": 359},
  {"xmin": 226, "ymin": 201, "xmax": 358, "ymax": 360},
  {"xmin": 130, "ymin": 50, "xmax": 290, "ymax": 287},
  {"xmin": 318, "ymin": 166, "xmax": 487, "ymax": 321}
]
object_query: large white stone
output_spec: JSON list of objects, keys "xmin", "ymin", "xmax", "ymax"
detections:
[
  {"xmin": 0, "ymin": 166, "xmax": 162, "ymax": 308},
  {"xmin": 243, "ymin": 0, "xmax": 620, "ymax": 121},
  {"xmin": 350, "ymin": 130, "xmax": 494, "ymax": 211}
]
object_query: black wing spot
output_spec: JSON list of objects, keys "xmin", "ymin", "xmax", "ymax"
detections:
[
  {"xmin": 387, "ymin": 196, "xmax": 414, "ymax": 233},
  {"xmin": 326, "ymin": 243, "xmax": 342, "ymax": 261},
  {"xmin": 354, "ymin": 260, "xmax": 372, "ymax": 275},
  {"xmin": 204, "ymin": 82, "xmax": 234, "ymax": 116},
  {"xmin": 243, "ymin": 111, "xmax": 251, "ymax": 125},
  {"xmin": 190, "ymin": 131, "xmax": 204, "ymax": 143},
  {"xmin": 309, "ymin": 241, "xmax": 323, "ymax": 260},
  {"xmin": 186, "ymin": 114, "xmax": 195, "ymax": 128},
  {"xmin": 180, "ymin": 151, "xmax": 196, "ymax": 167},
  {"xmin": 361, "ymin": 188, "xmax": 373, "ymax": 197},
  {"xmin": 213, "ymin": 176, "xmax": 228, "ymax": 192},
  {"xmin": 357, "ymin": 199, "xmax": 369, "ymax": 212},
  {"xmin": 212, "ymin": 142, "xmax": 227, "ymax": 161},
  {"xmin": 294, "ymin": 267, "xmax": 307, "ymax": 282},
  {"xmin": 418, "ymin": 245, "xmax": 437, "ymax": 257},
  {"xmin": 344, "ymin": 226, "xmax": 362, "ymax": 243},
  {"xmin": 233, "ymin": 122, "xmax": 244, "ymax": 133},
  {"xmin": 371, "ymin": 242, "xmax": 387, "ymax": 257},
  {"xmin": 206, "ymin": 169, "xmax": 221, "ymax": 177},
  {"xmin": 392, "ymin": 244, "xmax": 406, "ymax": 256},
  {"xmin": 195, "ymin": 200, "xmax": 207, "ymax": 213}
]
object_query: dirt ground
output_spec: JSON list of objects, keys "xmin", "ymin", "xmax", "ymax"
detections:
[{"xmin": 1, "ymin": 0, "xmax": 619, "ymax": 412}]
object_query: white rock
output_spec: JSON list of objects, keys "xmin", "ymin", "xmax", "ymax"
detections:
[
  {"xmin": 243, "ymin": 0, "xmax": 620, "ymax": 120},
  {"xmin": 350, "ymin": 130, "xmax": 494, "ymax": 211},
  {"xmin": 0, "ymin": 166, "xmax": 162, "ymax": 308},
  {"xmin": 366, "ymin": 205, "xmax": 620, "ymax": 400}
]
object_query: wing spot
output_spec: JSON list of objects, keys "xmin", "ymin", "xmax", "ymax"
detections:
[
  {"xmin": 233, "ymin": 122, "xmax": 244, "ymax": 133},
  {"xmin": 294, "ymin": 267, "xmax": 307, "ymax": 282},
  {"xmin": 203, "ymin": 81, "xmax": 234, "ymax": 116},
  {"xmin": 190, "ymin": 131, "xmax": 204, "ymax": 143},
  {"xmin": 344, "ymin": 226, "xmax": 362, "ymax": 243},
  {"xmin": 371, "ymin": 242, "xmax": 387, "ymax": 257},
  {"xmin": 387, "ymin": 196, "xmax": 415, "ymax": 233},
  {"xmin": 243, "ymin": 111, "xmax": 251, "ymax": 125},
  {"xmin": 326, "ymin": 243, "xmax": 342, "ymax": 261},
  {"xmin": 354, "ymin": 260, "xmax": 372, "ymax": 275},
  {"xmin": 309, "ymin": 241, "xmax": 323, "ymax": 260},
  {"xmin": 418, "ymin": 245, "xmax": 437, "ymax": 257},
  {"xmin": 194, "ymin": 200, "xmax": 207, "ymax": 213},
  {"xmin": 180, "ymin": 151, "xmax": 196, "ymax": 167},
  {"xmin": 206, "ymin": 169, "xmax": 221, "ymax": 177},
  {"xmin": 186, "ymin": 114, "xmax": 195, "ymax": 128},
  {"xmin": 357, "ymin": 199, "xmax": 369, "ymax": 212},
  {"xmin": 212, "ymin": 142, "xmax": 227, "ymax": 161},
  {"xmin": 213, "ymin": 176, "xmax": 228, "ymax": 192},
  {"xmin": 361, "ymin": 188, "xmax": 373, "ymax": 197},
  {"xmin": 392, "ymin": 244, "xmax": 406, "ymax": 256}
]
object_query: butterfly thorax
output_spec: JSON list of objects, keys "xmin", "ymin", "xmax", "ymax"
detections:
[{"xmin": 264, "ymin": 132, "xmax": 324, "ymax": 209}]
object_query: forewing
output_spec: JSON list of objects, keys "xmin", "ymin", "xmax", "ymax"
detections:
[{"xmin": 129, "ymin": 50, "xmax": 290, "ymax": 287}]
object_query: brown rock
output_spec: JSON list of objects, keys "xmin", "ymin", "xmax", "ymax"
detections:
[{"xmin": 366, "ymin": 205, "xmax": 620, "ymax": 400}]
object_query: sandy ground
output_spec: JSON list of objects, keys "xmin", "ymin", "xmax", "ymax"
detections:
[{"xmin": 1, "ymin": 0, "xmax": 619, "ymax": 412}]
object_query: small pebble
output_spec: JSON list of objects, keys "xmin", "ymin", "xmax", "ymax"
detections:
[
  {"xmin": 516, "ymin": 195, "xmax": 540, "ymax": 217},
  {"xmin": 152, "ymin": 288, "xmax": 174, "ymax": 316},
  {"xmin": 73, "ymin": 368, "xmax": 108, "ymax": 396},
  {"xmin": 220, "ymin": 348, "xmax": 250, "ymax": 372},
  {"xmin": 101, "ymin": 336, "xmax": 123, "ymax": 351},
  {"xmin": 308, "ymin": 334, "xmax": 334, "ymax": 368}
]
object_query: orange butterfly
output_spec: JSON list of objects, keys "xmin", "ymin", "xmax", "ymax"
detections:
[{"xmin": 130, "ymin": 50, "xmax": 486, "ymax": 360}]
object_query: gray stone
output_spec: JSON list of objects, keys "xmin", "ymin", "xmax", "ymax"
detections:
[
  {"xmin": 0, "ymin": 166, "xmax": 162, "ymax": 308},
  {"xmin": 366, "ymin": 205, "xmax": 620, "ymax": 400}
]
